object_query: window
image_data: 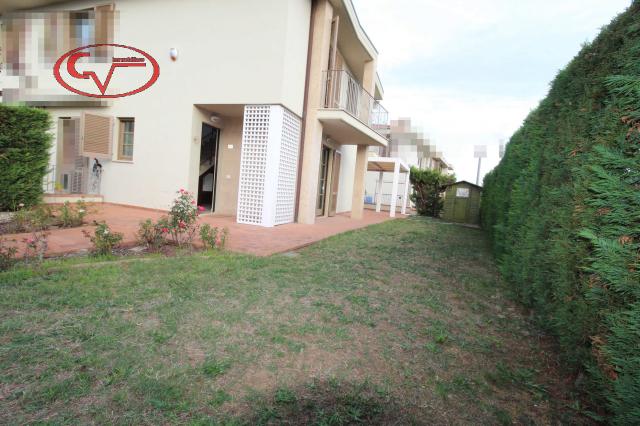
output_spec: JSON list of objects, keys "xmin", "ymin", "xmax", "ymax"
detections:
[
  {"xmin": 456, "ymin": 187, "xmax": 470, "ymax": 198},
  {"xmin": 69, "ymin": 5, "xmax": 114, "ymax": 59},
  {"xmin": 117, "ymin": 118, "xmax": 135, "ymax": 160},
  {"xmin": 70, "ymin": 10, "xmax": 93, "ymax": 47}
]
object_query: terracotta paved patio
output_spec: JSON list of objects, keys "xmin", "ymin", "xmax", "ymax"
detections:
[{"xmin": 3, "ymin": 204, "xmax": 397, "ymax": 258}]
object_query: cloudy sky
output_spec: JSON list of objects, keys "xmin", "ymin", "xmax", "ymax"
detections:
[{"xmin": 352, "ymin": 0, "xmax": 632, "ymax": 183}]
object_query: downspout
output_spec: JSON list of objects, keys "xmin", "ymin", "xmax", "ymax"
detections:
[{"xmin": 294, "ymin": 0, "xmax": 316, "ymax": 222}]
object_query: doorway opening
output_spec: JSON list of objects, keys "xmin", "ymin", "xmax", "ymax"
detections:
[
  {"xmin": 316, "ymin": 145, "xmax": 331, "ymax": 216},
  {"xmin": 328, "ymin": 150, "xmax": 341, "ymax": 217},
  {"xmin": 56, "ymin": 118, "xmax": 89, "ymax": 194},
  {"xmin": 316, "ymin": 145, "xmax": 341, "ymax": 217},
  {"xmin": 197, "ymin": 123, "xmax": 220, "ymax": 212}
]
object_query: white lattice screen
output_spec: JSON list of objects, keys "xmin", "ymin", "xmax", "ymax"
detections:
[
  {"xmin": 275, "ymin": 108, "xmax": 301, "ymax": 225},
  {"xmin": 237, "ymin": 105, "xmax": 301, "ymax": 227}
]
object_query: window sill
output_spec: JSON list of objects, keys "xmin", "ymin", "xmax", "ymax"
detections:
[{"xmin": 113, "ymin": 159, "xmax": 134, "ymax": 164}]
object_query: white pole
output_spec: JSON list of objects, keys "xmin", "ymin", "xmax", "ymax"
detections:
[
  {"xmin": 389, "ymin": 161, "xmax": 400, "ymax": 218},
  {"xmin": 476, "ymin": 157, "xmax": 482, "ymax": 186},
  {"xmin": 375, "ymin": 171, "xmax": 383, "ymax": 213},
  {"xmin": 401, "ymin": 170, "xmax": 410, "ymax": 215}
]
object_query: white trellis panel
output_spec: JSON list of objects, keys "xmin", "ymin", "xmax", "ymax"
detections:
[
  {"xmin": 275, "ymin": 108, "xmax": 301, "ymax": 225},
  {"xmin": 237, "ymin": 105, "xmax": 301, "ymax": 227}
]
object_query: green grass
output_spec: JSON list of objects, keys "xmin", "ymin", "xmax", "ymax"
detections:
[{"xmin": 0, "ymin": 217, "xmax": 583, "ymax": 424}]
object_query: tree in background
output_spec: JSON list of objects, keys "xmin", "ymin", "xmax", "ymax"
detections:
[
  {"xmin": 0, "ymin": 105, "xmax": 52, "ymax": 211},
  {"xmin": 409, "ymin": 167, "xmax": 455, "ymax": 217}
]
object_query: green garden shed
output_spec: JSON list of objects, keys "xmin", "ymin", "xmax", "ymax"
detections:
[{"xmin": 442, "ymin": 181, "xmax": 482, "ymax": 225}]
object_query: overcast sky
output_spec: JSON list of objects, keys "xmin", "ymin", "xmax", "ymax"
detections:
[{"xmin": 352, "ymin": 0, "xmax": 632, "ymax": 183}]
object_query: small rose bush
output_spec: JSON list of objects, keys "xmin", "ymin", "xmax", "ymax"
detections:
[
  {"xmin": 22, "ymin": 230, "xmax": 49, "ymax": 263},
  {"xmin": 58, "ymin": 200, "xmax": 87, "ymax": 228},
  {"xmin": 136, "ymin": 217, "xmax": 171, "ymax": 251},
  {"xmin": 199, "ymin": 224, "xmax": 229, "ymax": 251},
  {"xmin": 83, "ymin": 222, "xmax": 123, "ymax": 256},
  {"xmin": 0, "ymin": 239, "xmax": 17, "ymax": 271},
  {"xmin": 168, "ymin": 189, "xmax": 202, "ymax": 247}
]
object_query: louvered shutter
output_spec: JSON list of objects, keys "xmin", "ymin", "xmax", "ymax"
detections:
[
  {"xmin": 80, "ymin": 112, "xmax": 113, "ymax": 159},
  {"xmin": 95, "ymin": 4, "xmax": 115, "ymax": 59}
]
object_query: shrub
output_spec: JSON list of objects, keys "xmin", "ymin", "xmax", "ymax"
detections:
[
  {"xmin": 0, "ymin": 239, "xmax": 17, "ymax": 271},
  {"xmin": 0, "ymin": 105, "xmax": 53, "ymax": 211},
  {"xmin": 82, "ymin": 223, "xmax": 123, "ymax": 256},
  {"xmin": 137, "ymin": 217, "xmax": 170, "ymax": 251},
  {"xmin": 12, "ymin": 204, "xmax": 54, "ymax": 232},
  {"xmin": 409, "ymin": 167, "xmax": 455, "ymax": 217},
  {"xmin": 219, "ymin": 227, "xmax": 228, "ymax": 249},
  {"xmin": 22, "ymin": 230, "xmax": 49, "ymax": 263},
  {"xmin": 58, "ymin": 201, "xmax": 87, "ymax": 228},
  {"xmin": 199, "ymin": 224, "xmax": 229, "ymax": 250},
  {"xmin": 481, "ymin": 2, "xmax": 640, "ymax": 422},
  {"xmin": 167, "ymin": 189, "xmax": 204, "ymax": 247}
]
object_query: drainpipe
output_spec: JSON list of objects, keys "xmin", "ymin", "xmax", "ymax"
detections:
[{"xmin": 294, "ymin": 0, "xmax": 316, "ymax": 222}]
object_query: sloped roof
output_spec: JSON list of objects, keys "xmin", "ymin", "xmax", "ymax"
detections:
[{"xmin": 444, "ymin": 180, "xmax": 483, "ymax": 190}]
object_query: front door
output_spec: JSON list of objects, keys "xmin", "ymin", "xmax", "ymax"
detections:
[
  {"xmin": 316, "ymin": 146, "xmax": 331, "ymax": 216},
  {"xmin": 197, "ymin": 124, "xmax": 220, "ymax": 212},
  {"xmin": 328, "ymin": 150, "xmax": 341, "ymax": 216}
]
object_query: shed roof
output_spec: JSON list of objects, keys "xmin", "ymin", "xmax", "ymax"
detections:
[{"xmin": 444, "ymin": 180, "xmax": 483, "ymax": 190}]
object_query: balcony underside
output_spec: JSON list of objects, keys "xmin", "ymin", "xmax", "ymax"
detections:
[{"xmin": 317, "ymin": 109, "xmax": 388, "ymax": 147}]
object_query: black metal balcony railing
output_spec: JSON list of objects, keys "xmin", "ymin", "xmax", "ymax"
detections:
[{"xmin": 321, "ymin": 70, "xmax": 389, "ymax": 136}]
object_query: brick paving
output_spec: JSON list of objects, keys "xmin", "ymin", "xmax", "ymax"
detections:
[{"xmin": 3, "ymin": 203, "xmax": 396, "ymax": 258}]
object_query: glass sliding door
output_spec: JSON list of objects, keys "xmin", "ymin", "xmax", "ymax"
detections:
[{"xmin": 316, "ymin": 145, "xmax": 331, "ymax": 216}]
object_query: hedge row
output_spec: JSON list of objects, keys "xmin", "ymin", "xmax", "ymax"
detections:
[
  {"xmin": 0, "ymin": 105, "xmax": 52, "ymax": 211},
  {"xmin": 481, "ymin": 2, "xmax": 640, "ymax": 422}
]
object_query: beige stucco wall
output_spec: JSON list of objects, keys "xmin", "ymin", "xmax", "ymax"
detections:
[
  {"xmin": 213, "ymin": 117, "xmax": 243, "ymax": 216},
  {"xmin": 5, "ymin": 0, "xmax": 311, "ymax": 210}
]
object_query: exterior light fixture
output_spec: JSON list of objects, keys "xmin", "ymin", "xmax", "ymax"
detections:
[
  {"xmin": 169, "ymin": 48, "xmax": 178, "ymax": 61},
  {"xmin": 210, "ymin": 114, "xmax": 223, "ymax": 127}
]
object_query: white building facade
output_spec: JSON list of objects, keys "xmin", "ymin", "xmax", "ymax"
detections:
[{"xmin": 1, "ymin": 0, "xmax": 389, "ymax": 226}]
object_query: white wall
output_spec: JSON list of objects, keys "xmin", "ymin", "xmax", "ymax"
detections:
[
  {"xmin": 364, "ymin": 171, "xmax": 407, "ymax": 208},
  {"xmin": 6, "ymin": 0, "xmax": 311, "ymax": 210},
  {"xmin": 336, "ymin": 144, "xmax": 356, "ymax": 213}
]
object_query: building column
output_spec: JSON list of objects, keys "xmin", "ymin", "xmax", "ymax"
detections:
[
  {"xmin": 401, "ymin": 171, "xmax": 410, "ymax": 215},
  {"xmin": 362, "ymin": 59, "xmax": 377, "ymax": 94},
  {"xmin": 297, "ymin": 0, "xmax": 334, "ymax": 225},
  {"xmin": 350, "ymin": 145, "xmax": 368, "ymax": 220},
  {"xmin": 389, "ymin": 160, "xmax": 400, "ymax": 218},
  {"xmin": 375, "ymin": 170, "xmax": 383, "ymax": 213}
]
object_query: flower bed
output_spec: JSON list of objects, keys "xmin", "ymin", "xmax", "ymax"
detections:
[{"xmin": 0, "ymin": 201, "xmax": 89, "ymax": 235}]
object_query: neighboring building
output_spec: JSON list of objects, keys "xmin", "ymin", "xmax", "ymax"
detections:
[
  {"xmin": 0, "ymin": 0, "xmax": 388, "ymax": 227},
  {"xmin": 364, "ymin": 118, "xmax": 452, "ymax": 211},
  {"xmin": 422, "ymin": 156, "xmax": 454, "ymax": 175}
]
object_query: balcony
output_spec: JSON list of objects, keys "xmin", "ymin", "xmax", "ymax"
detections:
[{"xmin": 318, "ymin": 70, "xmax": 389, "ymax": 147}]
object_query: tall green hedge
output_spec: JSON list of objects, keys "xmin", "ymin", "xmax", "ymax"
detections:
[
  {"xmin": 481, "ymin": 2, "xmax": 640, "ymax": 422},
  {"xmin": 0, "ymin": 105, "xmax": 52, "ymax": 211}
]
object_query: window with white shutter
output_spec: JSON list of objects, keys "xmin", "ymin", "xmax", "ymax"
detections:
[{"xmin": 80, "ymin": 112, "xmax": 113, "ymax": 159}]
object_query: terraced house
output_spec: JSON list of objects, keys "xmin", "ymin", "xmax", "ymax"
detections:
[{"xmin": 0, "ymin": 0, "xmax": 389, "ymax": 227}]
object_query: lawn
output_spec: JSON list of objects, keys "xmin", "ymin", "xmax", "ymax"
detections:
[{"xmin": 0, "ymin": 217, "xmax": 582, "ymax": 424}]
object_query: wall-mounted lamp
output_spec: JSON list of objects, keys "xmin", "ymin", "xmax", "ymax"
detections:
[
  {"xmin": 169, "ymin": 48, "xmax": 178, "ymax": 61},
  {"xmin": 210, "ymin": 114, "xmax": 224, "ymax": 128}
]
